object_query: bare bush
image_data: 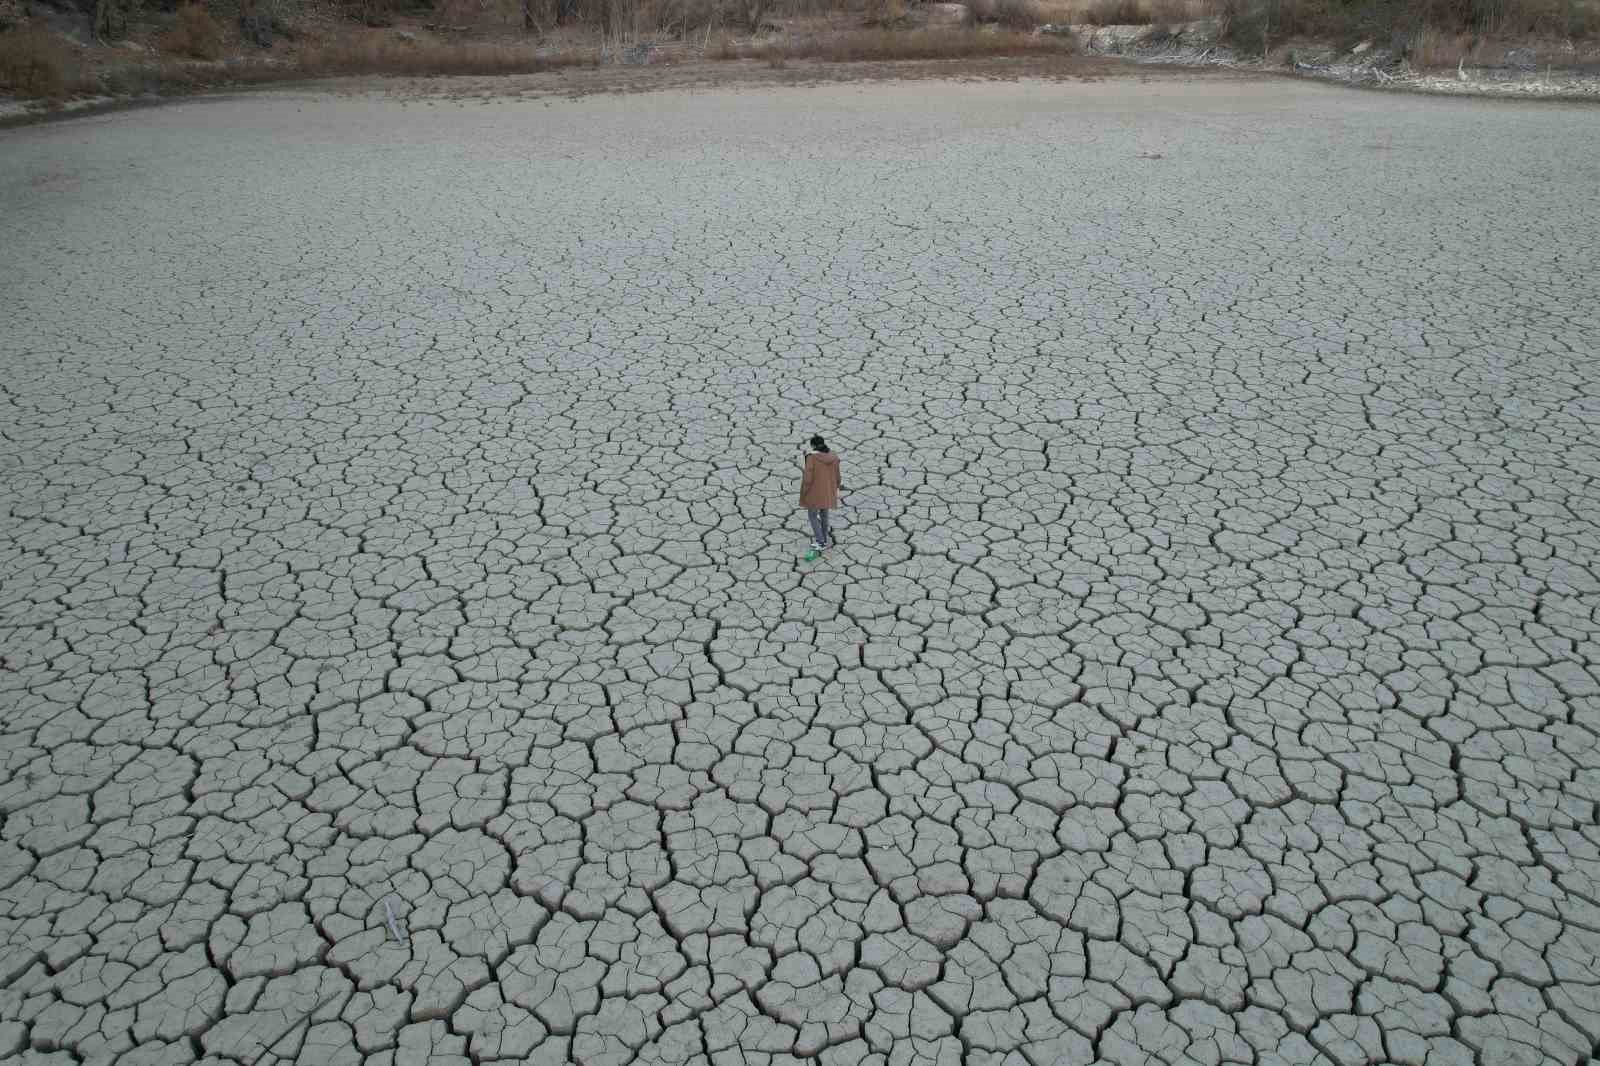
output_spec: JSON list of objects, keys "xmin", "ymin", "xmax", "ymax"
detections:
[
  {"xmin": 646, "ymin": 0, "xmax": 725, "ymax": 35},
  {"xmin": 0, "ymin": 23, "xmax": 84, "ymax": 97},
  {"xmin": 163, "ymin": 4, "xmax": 226, "ymax": 58}
]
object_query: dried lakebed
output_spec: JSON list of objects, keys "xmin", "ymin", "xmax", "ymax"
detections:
[{"xmin": 2, "ymin": 78, "xmax": 1599, "ymax": 1066}]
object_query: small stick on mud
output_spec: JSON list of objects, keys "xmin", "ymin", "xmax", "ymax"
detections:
[{"xmin": 383, "ymin": 897, "xmax": 406, "ymax": 943}]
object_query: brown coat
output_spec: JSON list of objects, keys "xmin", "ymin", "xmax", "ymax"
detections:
[{"xmin": 800, "ymin": 451, "xmax": 841, "ymax": 509}]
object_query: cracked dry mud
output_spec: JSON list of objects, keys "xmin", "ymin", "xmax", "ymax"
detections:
[{"xmin": 2, "ymin": 77, "xmax": 1599, "ymax": 1066}]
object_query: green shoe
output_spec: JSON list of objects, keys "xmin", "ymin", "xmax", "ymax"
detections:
[{"xmin": 804, "ymin": 546, "xmax": 822, "ymax": 561}]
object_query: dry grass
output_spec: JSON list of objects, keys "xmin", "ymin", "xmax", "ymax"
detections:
[
  {"xmin": 0, "ymin": 23, "xmax": 86, "ymax": 99},
  {"xmin": 1076, "ymin": 0, "xmax": 1153, "ymax": 23},
  {"xmin": 972, "ymin": 0, "xmax": 1048, "ymax": 29},
  {"xmin": 1, "ymin": 27, "xmax": 602, "ymax": 100},
  {"xmin": 861, "ymin": 0, "xmax": 909, "ymax": 26},
  {"xmin": 1071, "ymin": 0, "xmax": 1199, "ymax": 24},
  {"xmin": 1218, "ymin": 0, "xmax": 1598, "ymax": 50},
  {"xmin": 1408, "ymin": 25, "xmax": 1471, "ymax": 64},
  {"xmin": 514, "ymin": 0, "xmax": 777, "ymax": 34},
  {"xmin": 732, "ymin": 26, "xmax": 1078, "ymax": 61},
  {"xmin": 1214, "ymin": 0, "xmax": 1332, "ymax": 52},
  {"xmin": 1408, "ymin": 0, "xmax": 1600, "ymax": 33},
  {"xmin": 299, "ymin": 36, "xmax": 597, "ymax": 75},
  {"xmin": 162, "ymin": 5, "xmax": 226, "ymax": 61}
]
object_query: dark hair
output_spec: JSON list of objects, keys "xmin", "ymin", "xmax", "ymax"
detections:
[{"xmin": 810, "ymin": 435, "xmax": 829, "ymax": 452}]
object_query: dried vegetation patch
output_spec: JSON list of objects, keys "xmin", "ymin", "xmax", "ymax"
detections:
[
  {"xmin": 0, "ymin": 23, "xmax": 87, "ymax": 97},
  {"xmin": 717, "ymin": 26, "xmax": 1078, "ymax": 60},
  {"xmin": 0, "ymin": 0, "xmax": 1596, "ymax": 102}
]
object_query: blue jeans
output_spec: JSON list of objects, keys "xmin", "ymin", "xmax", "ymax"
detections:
[{"xmin": 806, "ymin": 509, "xmax": 832, "ymax": 547}]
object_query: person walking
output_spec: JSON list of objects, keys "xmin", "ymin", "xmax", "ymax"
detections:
[{"xmin": 800, "ymin": 435, "xmax": 841, "ymax": 561}]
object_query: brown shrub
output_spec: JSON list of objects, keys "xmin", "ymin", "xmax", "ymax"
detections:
[
  {"xmin": 163, "ymin": 4, "xmax": 227, "ymax": 59},
  {"xmin": 0, "ymin": 23, "xmax": 83, "ymax": 98}
]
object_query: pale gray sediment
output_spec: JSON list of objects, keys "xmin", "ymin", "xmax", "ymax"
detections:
[{"xmin": 2, "ymin": 78, "xmax": 1598, "ymax": 1065}]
